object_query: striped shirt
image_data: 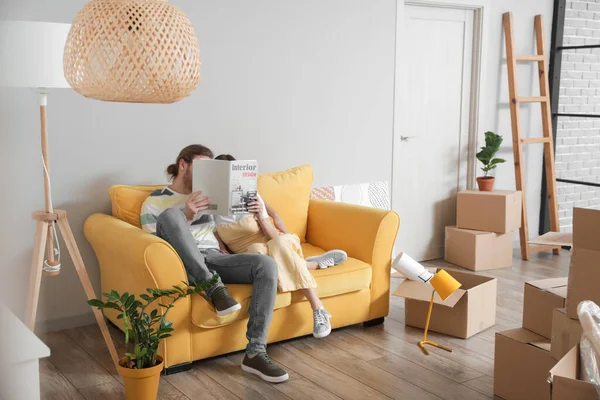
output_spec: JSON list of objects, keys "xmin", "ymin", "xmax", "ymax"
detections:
[{"xmin": 140, "ymin": 187, "xmax": 220, "ymax": 250}]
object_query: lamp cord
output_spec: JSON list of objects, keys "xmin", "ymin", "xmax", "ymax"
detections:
[{"xmin": 41, "ymin": 151, "xmax": 61, "ymax": 264}]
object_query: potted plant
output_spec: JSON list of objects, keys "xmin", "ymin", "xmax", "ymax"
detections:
[
  {"xmin": 476, "ymin": 131, "xmax": 506, "ymax": 191},
  {"xmin": 88, "ymin": 275, "xmax": 218, "ymax": 400}
]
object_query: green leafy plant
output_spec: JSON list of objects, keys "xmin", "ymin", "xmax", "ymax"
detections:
[
  {"xmin": 476, "ymin": 131, "xmax": 506, "ymax": 177},
  {"xmin": 88, "ymin": 274, "xmax": 219, "ymax": 369}
]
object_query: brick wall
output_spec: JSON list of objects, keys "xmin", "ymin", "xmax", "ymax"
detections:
[{"xmin": 555, "ymin": 0, "xmax": 600, "ymax": 232}]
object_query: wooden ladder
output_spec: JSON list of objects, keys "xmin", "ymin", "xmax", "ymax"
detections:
[{"xmin": 503, "ymin": 12, "xmax": 560, "ymax": 260}]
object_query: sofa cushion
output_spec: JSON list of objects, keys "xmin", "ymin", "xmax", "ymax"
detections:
[
  {"xmin": 258, "ymin": 165, "xmax": 313, "ymax": 242},
  {"xmin": 109, "ymin": 185, "xmax": 164, "ymax": 228},
  {"xmin": 191, "ymin": 284, "xmax": 291, "ymax": 328},
  {"xmin": 290, "ymin": 243, "xmax": 372, "ymax": 302}
]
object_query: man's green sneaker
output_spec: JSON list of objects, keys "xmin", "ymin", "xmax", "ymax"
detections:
[{"xmin": 241, "ymin": 353, "xmax": 289, "ymax": 383}]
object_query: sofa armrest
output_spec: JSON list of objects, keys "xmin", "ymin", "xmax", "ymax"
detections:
[
  {"xmin": 84, "ymin": 213, "xmax": 193, "ymax": 367},
  {"xmin": 306, "ymin": 199, "xmax": 400, "ymax": 320}
]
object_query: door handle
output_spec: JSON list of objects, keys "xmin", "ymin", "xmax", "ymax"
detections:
[{"xmin": 400, "ymin": 135, "xmax": 415, "ymax": 142}]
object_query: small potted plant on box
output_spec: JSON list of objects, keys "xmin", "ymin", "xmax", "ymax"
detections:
[
  {"xmin": 88, "ymin": 276, "xmax": 217, "ymax": 400},
  {"xmin": 476, "ymin": 131, "xmax": 506, "ymax": 191}
]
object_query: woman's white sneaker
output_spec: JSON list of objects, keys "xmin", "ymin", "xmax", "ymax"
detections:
[
  {"xmin": 313, "ymin": 308, "xmax": 332, "ymax": 338},
  {"xmin": 306, "ymin": 250, "xmax": 347, "ymax": 269}
]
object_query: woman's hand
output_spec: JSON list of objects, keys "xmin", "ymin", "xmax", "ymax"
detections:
[
  {"xmin": 185, "ymin": 190, "xmax": 210, "ymax": 221},
  {"xmin": 247, "ymin": 196, "xmax": 267, "ymax": 219}
]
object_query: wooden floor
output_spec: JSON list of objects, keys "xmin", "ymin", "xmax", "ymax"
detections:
[{"xmin": 39, "ymin": 250, "xmax": 570, "ymax": 400}]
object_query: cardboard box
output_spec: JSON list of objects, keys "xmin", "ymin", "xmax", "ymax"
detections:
[
  {"xmin": 494, "ymin": 328, "xmax": 557, "ymax": 400},
  {"xmin": 444, "ymin": 226, "xmax": 513, "ymax": 271},
  {"xmin": 566, "ymin": 208, "xmax": 600, "ymax": 319},
  {"xmin": 549, "ymin": 345, "xmax": 598, "ymax": 400},
  {"xmin": 522, "ymin": 278, "xmax": 568, "ymax": 339},
  {"xmin": 456, "ymin": 190, "xmax": 522, "ymax": 233},
  {"xmin": 550, "ymin": 308, "xmax": 582, "ymax": 361},
  {"xmin": 394, "ymin": 269, "xmax": 497, "ymax": 339}
]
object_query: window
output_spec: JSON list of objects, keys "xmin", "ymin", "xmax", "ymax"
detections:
[{"xmin": 541, "ymin": 0, "xmax": 600, "ymax": 234}]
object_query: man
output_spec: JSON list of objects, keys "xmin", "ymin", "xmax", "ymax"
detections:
[{"xmin": 140, "ymin": 144, "xmax": 288, "ymax": 383}]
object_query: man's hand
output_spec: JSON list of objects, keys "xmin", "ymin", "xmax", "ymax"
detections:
[
  {"xmin": 247, "ymin": 196, "xmax": 267, "ymax": 219},
  {"xmin": 185, "ymin": 191, "xmax": 210, "ymax": 221}
]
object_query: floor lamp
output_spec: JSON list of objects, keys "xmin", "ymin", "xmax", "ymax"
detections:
[
  {"xmin": 392, "ymin": 253, "xmax": 462, "ymax": 355},
  {"xmin": 0, "ymin": 21, "xmax": 119, "ymax": 367}
]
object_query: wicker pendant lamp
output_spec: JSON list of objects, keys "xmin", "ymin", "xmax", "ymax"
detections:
[{"xmin": 64, "ymin": 0, "xmax": 201, "ymax": 103}]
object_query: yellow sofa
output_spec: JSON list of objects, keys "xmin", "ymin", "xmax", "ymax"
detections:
[{"xmin": 84, "ymin": 165, "xmax": 399, "ymax": 373}]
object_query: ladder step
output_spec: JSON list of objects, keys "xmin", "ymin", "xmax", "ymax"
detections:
[
  {"xmin": 529, "ymin": 244, "xmax": 561, "ymax": 253},
  {"xmin": 516, "ymin": 54, "xmax": 545, "ymax": 61},
  {"xmin": 517, "ymin": 96, "xmax": 548, "ymax": 103},
  {"xmin": 521, "ymin": 137, "xmax": 551, "ymax": 144}
]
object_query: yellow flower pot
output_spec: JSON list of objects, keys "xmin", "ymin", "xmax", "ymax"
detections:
[{"xmin": 118, "ymin": 356, "xmax": 164, "ymax": 400}]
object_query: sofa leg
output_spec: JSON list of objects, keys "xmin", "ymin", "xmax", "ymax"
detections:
[
  {"xmin": 164, "ymin": 362, "xmax": 193, "ymax": 375},
  {"xmin": 363, "ymin": 317, "xmax": 385, "ymax": 327}
]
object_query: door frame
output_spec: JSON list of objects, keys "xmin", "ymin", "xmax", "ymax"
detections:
[{"xmin": 391, "ymin": 0, "xmax": 491, "ymax": 213}]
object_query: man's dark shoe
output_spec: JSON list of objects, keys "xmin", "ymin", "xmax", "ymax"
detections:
[
  {"xmin": 210, "ymin": 286, "xmax": 241, "ymax": 317},
  {"xmin": 241, "ymin": 353, "xmax": 289, "ymax": 383}
]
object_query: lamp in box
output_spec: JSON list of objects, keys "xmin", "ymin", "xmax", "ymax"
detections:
[{"xmin": 392, "ymin": 253, "xmax": 462, "ymax": 355}]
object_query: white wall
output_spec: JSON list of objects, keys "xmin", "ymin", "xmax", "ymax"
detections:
[
  {"xmin": 0, "ymin": 0, "xmax": 396, "ymax": 330},
  {"xmin": 393, "ymin": 0, "xmax": 555, "ymax": 244},
  {"xmin": 1, "ymin": 0, "xmax": 555, "ymax": 331}
]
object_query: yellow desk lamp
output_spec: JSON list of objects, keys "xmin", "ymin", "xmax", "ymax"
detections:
[{"xmin": 392, "ymin": 253, "xmax": 462, "ymax": 355}]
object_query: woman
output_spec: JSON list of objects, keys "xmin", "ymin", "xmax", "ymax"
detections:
[{"xmin": 213, "ymin": 154, "xmax": 347, "ymax": 338}]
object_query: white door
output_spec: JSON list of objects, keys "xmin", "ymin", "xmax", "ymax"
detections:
[{"xmin": 393, "ymin": 5, "xmax": 475, "ymax": 261}]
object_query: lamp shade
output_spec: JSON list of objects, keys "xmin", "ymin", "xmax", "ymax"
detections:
[
  {"xmin": 0, "ymin": 21, "xmax": 71, "ymax": 88},
  {"xmin": 392, "ymin": 252, "xmax": 434, "ymax": 283},
  {"xmin": 63, "ymin": 0, "xmax": 201, "ymax": 103},
  {"xmin": 429, "ymin": 269, "xmax": 462, "ymax": 301}
]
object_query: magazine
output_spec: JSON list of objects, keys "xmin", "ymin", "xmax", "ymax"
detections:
[{"xmin": 192, "ymin": 159, "xmax": 258, "ymax": 216}]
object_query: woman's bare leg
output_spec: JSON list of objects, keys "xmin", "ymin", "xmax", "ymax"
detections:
[{"xmin": 300, "ymin": 288, "xmax": 323, "ymax": 310}]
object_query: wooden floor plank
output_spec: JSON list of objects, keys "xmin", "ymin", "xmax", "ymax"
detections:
[
  {"xmin": 157, "ymin": 377, "xmax": 192, "ymax": 400},
  {"xmin": 39, "ymin": 358, "xmax": 85, "ymax": 400},
  {"xmin": 346, "ymin": 325, "xmax": 484, "ymax": 383},
  {"xmin": 63, "ymin": 323, "xmax": 127, "ymax": 378},
  {"xmin": 164, "ymin": 370, "xmax": 239, "ymax": 400},
  {"xmin": 196, "ymin": 356, "xmax": 292, "ymax": 400},
  {"xmin": 380, "ymin": 318, "xmax": 495, "ymax": 374},
  {"xmin": 268, "ymin": 342, "xmax": 393, "ymax": 399},
  {"xmin": 322, "ymin": 330, "xmax": 387, "ymax": 361},
  {"xmin": 291, "ymin": 336, "xmax": 442, "ymax": 400},
  {"xmin": 40, "ymin": 331, "xmax": 115, "ymax": 389},
  {"xmin": 462, "ymin": 376, "xmax": 494, "ymax": 398},
  {"xmin": 273, "ymin": 377, "xmax": 343, "ymax": 400},
  {"xmin": 370, "ymin": 354, "xmax": 490, "ymax": 400},
  {"xmin": 78, "ymin": 381, "xmax": 124, "ymax": 400}
]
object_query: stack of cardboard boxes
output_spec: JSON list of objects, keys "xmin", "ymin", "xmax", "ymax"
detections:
[
  {"xmin": 393, "ymin": 190, "xmax": 521, "ymax": 340},
  {"xmin": 445, "ymin": 190, "xmax": 522, "ymax": 271},
  {"xmin": 493, "ymin": 207, "xmax": 600, "ymax": 400},
  {"xmin": 494, "ymin": 279, "xmax": 567, "ymax": 399},
  {"xmin": 549, "ymin": 207, "xmax": 600, "ymax": 399}
]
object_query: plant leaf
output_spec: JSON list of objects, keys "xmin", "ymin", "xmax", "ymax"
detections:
[{"xmin": 87, "ymin": 299, "xmax": 105, "ymax": 308}]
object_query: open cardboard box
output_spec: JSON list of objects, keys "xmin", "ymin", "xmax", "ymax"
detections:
[
  {"xmin": 522, "ymin": 277, "xmax": 568, "ymax": 339},
  {"xmin": 549, "ymin": 344, "xmax": 598, "ymax": 400},
  {"xmin": 494, "ymin": 328, "xmax": 556, "ymax": 400},
  {"xmin": 566, "ymin": 208, "xmax": 600, "ymax": 319},
  {"xmin": 393, "ymin": 269, "xmax": 496, "ymax": 339}
]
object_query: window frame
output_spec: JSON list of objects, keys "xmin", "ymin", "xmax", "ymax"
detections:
[{"xmin": 539, "ymin": 0, "xmax": 600, "ymax": 235}]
